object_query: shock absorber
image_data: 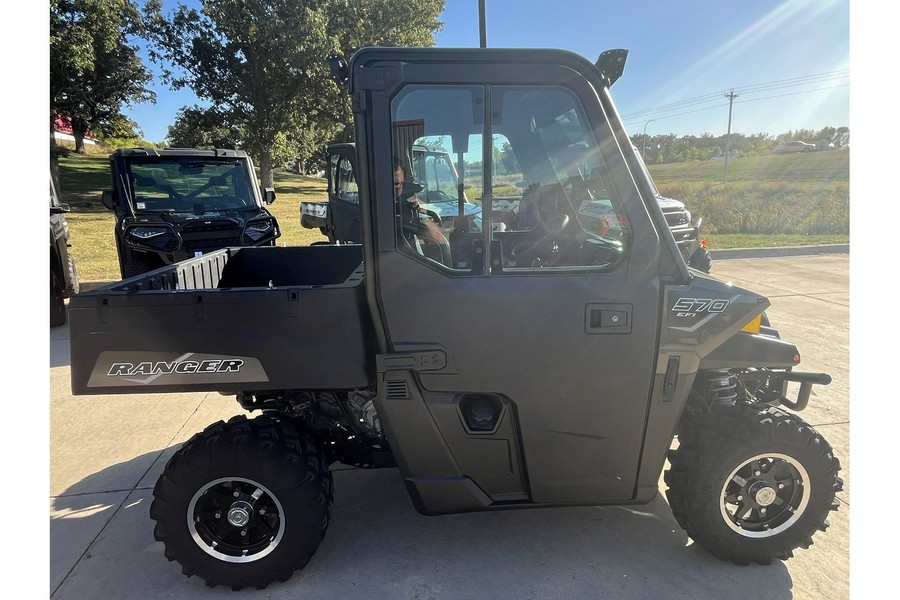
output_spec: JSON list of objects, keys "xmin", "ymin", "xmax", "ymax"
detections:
[{"xmin": 704, "ymin": 369, "xmax": 738, "ymax": 406}]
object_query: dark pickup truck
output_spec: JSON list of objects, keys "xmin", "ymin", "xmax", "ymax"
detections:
[{"xmin": 69, "ymin": 47, "xmax": 840, "ymax": 590}]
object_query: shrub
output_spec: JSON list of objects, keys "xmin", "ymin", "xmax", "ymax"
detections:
[{"xmin": 656, "ymin": 181, "xmax": 848, "ymax": 235}]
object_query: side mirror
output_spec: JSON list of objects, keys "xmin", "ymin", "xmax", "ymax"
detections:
[
  {"xmin": 101, "ymin": 190, "xmax": 116, "ymax": 211},
  {"xmin": 595, "ymin": 49, "xmax": 628, "ymax": 87},
  {"xmin": 328, "ymin": 54, "xmax": 349, "ymax": 88},
  {"xmin": 263, "ymin": 188, "xmax": 276, "ymax": 205}
]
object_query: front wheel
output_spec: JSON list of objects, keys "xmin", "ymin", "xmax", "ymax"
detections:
[
  {"xmin": 50, "ymin": 269, "xmax": 66, "ymax": 327},
  {"xmin": 123, "ymin": 255, "xmax": 160, "ymax": 279},
  {"xmin": 150, "ymin": 415, "xmax": 333, "ymax": 589},
  {"xmin": 665, "ymin": 403, "xmax": 841, "ymax": 564},
  {"xmin": 688, "ymin": 245, "xmax": 712, "ymax": 273}
]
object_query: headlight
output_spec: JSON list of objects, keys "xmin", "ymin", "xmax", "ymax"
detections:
[
  {"xmin": 129, "ymin": 227, "xmax": 169, "ymax": 239},
  {"xmin": 244, "ymin": 219, "xmax": 274, "ymax": 242},
  {"xmin": 683, "ymin": 209, "xmax": 692, "ymax": 224},
  {"xmin": 126, "ymin": 226, "xmax": 177, "ymax": 251}
]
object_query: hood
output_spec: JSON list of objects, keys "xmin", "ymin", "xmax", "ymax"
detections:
[
  {"xmin": 419, "ymin": 200, "xmax": 482, "ymax": 220},
  {"xmin": 127, "ymin": 206, "xmax": 263, "ymax": 225},
  {"xmin": 655, "ymin": 194, "xmax": 686, "ymax": 210}
]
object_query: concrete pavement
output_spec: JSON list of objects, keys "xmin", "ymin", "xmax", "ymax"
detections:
[{"xmin": 49, "ymin": 253, "xmax": 851, "ymax": 599}]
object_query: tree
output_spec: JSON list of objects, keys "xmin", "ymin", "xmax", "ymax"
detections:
[
  {"xmin": 325, "ymin": 0, "xmax": 445, "ymax": 137},
  {"xmin": 50, "ymin": 0, "xmax": 155, "ymax": 154},
  {"xmin": 167, "ymin": 106, "xmax": 242, "ymax": 149},
  {"xmin": 143, "ymin": 0, "xmax": 445, "ymax": 187}
]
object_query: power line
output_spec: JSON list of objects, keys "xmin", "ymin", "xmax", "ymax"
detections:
[
  {"xmin": 621, "ymin": 69, "xmax": 848, "ymax": 123},
  {"xmin": 621, "ymin": 70, "xmax": 848, "ymax": 119},
  {"xmin": 622, "ymin": 82, "xmax": 848, "ymax": 130}
]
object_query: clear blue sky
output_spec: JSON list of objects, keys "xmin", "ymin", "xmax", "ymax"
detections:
[{"xmin": 123, "ymin": 0, "xmax": 849, "ymax": 144}]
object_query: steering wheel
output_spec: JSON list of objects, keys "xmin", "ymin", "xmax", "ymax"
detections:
[
  {"xmin": 580, "ymin": 232, "xmax": 625, "ymax": 264},
  {"xmin": 400, "ymin": 203, "xmax": 453, "ymax": 268},
  {"xmin": 510, "ymin": 213, "xmax": 570, "ymax": 265},
  {"xmin": 216, "ymin": 195, "xmax": 247, "ymax": 209},
  {"xmin": 421, "ymin": 207, "xmax": 442, "ymax": 227}
]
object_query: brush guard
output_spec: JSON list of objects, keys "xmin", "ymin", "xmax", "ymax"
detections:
[{"xmin": 739, "ymin": 369, "xmax": 832, "ymax": 412}]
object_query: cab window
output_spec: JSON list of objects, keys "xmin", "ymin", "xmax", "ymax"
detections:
[{"xmin": 390, "ymin": 84, "xmax": 629, "ymax": 273}]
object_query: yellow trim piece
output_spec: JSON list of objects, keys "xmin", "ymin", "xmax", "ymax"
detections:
[{"xmin": 741, "ymin": 314, "xmax": 762, "ymax": 334}]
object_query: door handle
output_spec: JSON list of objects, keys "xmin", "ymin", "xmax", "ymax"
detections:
[{"xmin": 585, "ymin": 303, "xmax": 632, "ymax": 334}]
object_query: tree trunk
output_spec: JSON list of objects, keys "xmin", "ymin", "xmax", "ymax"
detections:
[
  {"xmin": 72, "ymin": 118, "xmax": 89, "ymax": 154},
  {"xmin": 259, "ymin": 151, "xmax": 275, "ymax": 189}
]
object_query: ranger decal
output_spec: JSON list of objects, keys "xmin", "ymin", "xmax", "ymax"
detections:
[
  {"xmin": 107, "ymin": 359, "xmax": 245, "ymax": 376},
  {"xmin": 87, "ymin": 351, "xmax": 269, "ymax": 387}
]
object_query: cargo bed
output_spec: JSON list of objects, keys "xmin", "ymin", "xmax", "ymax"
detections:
[{"xmin": 69, "ymin": 245, "xmax": 375, "ymax": 395}]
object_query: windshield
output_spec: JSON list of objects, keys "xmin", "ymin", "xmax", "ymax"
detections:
[
  {"xmin": 124, "ymin": 158, "xmax": 258, "ymax": 213},
  {"xmin": 412, "ymin": 146, "xmax": 462, "ymax": 199}
]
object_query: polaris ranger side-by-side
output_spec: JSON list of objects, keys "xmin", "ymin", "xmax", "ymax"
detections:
[
  {"xmin": 68, "ymin": 47, "xmax": 841, "ymax": 590},
  {"xmin": 101, "ymin": 148, "xmax": 281, "ymax": 278}
]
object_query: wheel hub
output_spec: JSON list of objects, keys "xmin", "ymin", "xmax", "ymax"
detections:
[
  {"xmin": 227, "ymin": 500, "xmax": 254, "ymax": 527},
  {"xmin": 748, "ymin": 481, "xmax": 777, "ymax": 507}
]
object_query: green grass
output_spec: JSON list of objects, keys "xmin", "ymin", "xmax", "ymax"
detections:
[
  {"xmin": 704, "ymin": 233, "xmax": 848, "ymax": 250},
  {"xmin": 651, "ymin": 151, "xmax": 849, "ymax": 237},
  {"xmin": 58, "ymin": 149, "xmax": 849, "ymax": 282},
  {"xmin": 648, "ymin": 150, "xmax": 849, "ymax": 183}
]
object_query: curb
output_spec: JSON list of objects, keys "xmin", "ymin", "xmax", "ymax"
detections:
[{"xmin": 708, "ymin": 244, "xmax": 849, "ymax": 260}]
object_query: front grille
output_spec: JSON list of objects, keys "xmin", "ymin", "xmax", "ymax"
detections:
[
  {"xmin": 662, "ymin": 209, "xmax": 689, "ymax": 227},
  {"xmin": 181, "ymin": 220, "xmax": 243, "ymax": 251}
]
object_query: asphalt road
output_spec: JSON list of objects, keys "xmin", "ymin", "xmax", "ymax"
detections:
[{"xmin": 48, "ymin": 253, "xmax": 851, "ymax": 600}]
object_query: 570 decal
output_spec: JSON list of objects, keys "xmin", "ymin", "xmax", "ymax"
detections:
[{"xmin": 671, "ymin": 297, "xmax": 729, "ymax": 318}]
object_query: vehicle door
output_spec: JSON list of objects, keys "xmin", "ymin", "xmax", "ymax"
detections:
[
  {"xmin": 359, "ymin": 51, "xmax": 670, "ymax": 505},
  {"xmin": 326, "ymin": 145, "xmax": 362, "ymax": 243}
]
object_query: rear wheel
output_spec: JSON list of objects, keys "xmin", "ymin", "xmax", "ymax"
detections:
[
  {"xmin": 151, "ymin": 415, "xmax": 333, "ymax": 589},
  {"xmin": 665, "ymin": 403, "xmax": 841, "ymax": 564}
]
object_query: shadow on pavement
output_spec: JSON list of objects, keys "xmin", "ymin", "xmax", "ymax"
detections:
[{"xmin": 51, "ymin": 451, "xmax": 795, "ymax": 600}]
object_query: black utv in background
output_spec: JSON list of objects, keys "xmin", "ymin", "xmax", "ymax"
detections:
[
  {"xmin": 102, "ymin": 148, "xmax": 280, "ymax": 278},
  {"xmin": 50, "ymin": 175, "xmax": 79, "ymax": 327}
]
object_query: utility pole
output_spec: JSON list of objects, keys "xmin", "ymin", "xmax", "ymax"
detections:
[
  {"xmin": 723, "ymin": 89, "xmax": 738, "ymax": 183},
  {"xmin": 479, "ymin": 0, "xmax": 487, "ymax": 48},
  {"xmin": 642, "ymin": 119, "xmax": 655, "ymax": 161}
]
